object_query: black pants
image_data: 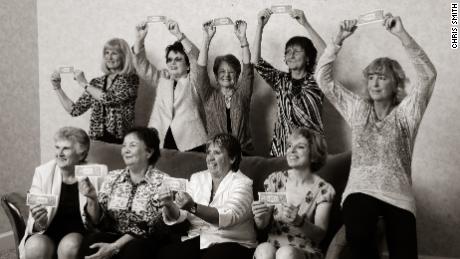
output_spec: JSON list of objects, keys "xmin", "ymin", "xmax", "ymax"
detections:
[
  {"xmin": 155, "ymin": 236, "xmax": 255, "ymax": 259},
  {"xmin": 80, "ymin": 232, "xmax": 162, "ymax": 259},
  {"xmin": 343, "ymin": 193, "xmax": 418, "ymax": 259}
]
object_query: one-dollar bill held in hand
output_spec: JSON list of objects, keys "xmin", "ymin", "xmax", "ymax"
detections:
[
  {"xmin": 147, "ymin": 15, "xmax": 167, "ymax": 23},
  {"xmin": 27, "ymin": 193, "xmax": 58, "ymax": 207},
  {"xmin": 357, "ymin": 10, "xmax": 384, "ymax": 26},
  {"xmin": 212, "ymin": 17, "xmax": 234, "ymax": 26},
  {"xmin": 258, "ymin": 192, "xmax": 287, "ymax": 205},
  {"xmin": 163, "ymin": 176, "xmax": 188, "ymax": 192},
  {"xmin": 270, "ymin": 5, "xmax": 292, "ymax": 14},
  {"xmin": 75, "ymin": 164, "xmax": 107, "ymax": 179}
]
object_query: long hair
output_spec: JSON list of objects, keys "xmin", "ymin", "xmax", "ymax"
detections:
[{"xmin": 101, "ymin": 38, "xmax": 135, "ymax": 75}]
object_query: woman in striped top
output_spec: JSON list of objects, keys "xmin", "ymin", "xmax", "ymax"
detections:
[
  {"xmin": 253, "ymin": 8, "xmax": 326, "ymax": 157},
  {"xmin": 159, "ymin": 133, "xmax": 257, "ymax": 259}
]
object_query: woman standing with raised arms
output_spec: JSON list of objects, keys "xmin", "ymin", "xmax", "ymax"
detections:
[
  {"xmin": 252, "ymin": 8, "xmax": 326, "ymax": 157},
  {"xmin": 315, "ymin": 14, "xmax": 437, "ymax": 259}
]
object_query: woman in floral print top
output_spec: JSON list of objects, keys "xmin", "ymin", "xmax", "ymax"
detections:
[
  {"xmin": 252, "ymin": 128, "xmax": 335, "ymax": 259},
  {"xmin": 79, "ymin": 127, "xmax": 170, "ymax": 259},
  {"xmin": 252, "ymin": 8, "xmax": 326, "ymax": 157},
  {"xmin": 51, "ymin": 38, "xmax": 139, "ymax": 144}
]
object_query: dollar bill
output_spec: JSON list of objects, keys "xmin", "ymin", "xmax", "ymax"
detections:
[
  {"xmin": 270, "ymin": 5, "xmax": 292, "ymax": 14},
  {"xmin": 147, "ymin": 15, "xmax": 167, "ymax": 23},
  {"xmin": 357, "ymin": 10, "xmax": 384, "ymax": 26},
  {"xmin": 163, "ymin": 176, "xmax": 187, "ymax": 192},
  {"xmin": 26, "ymin": 193, "xmax": 58, "ymax": 207},
  {"xmin": 75, "ymin": 164, "xmax": 107, "ymax": 179},
  {"xmin": 258, "ymin": 192, "xmax": 287, "ymax": 205},
  {"xmin": 212, "ymin": 17, "xmax": 233, "ymax": 26},
  {"xmin": 59, "ymin": 66, "xmax": 74, "ymax": 73}
]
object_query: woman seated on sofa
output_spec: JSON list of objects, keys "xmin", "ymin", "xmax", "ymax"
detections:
[
  {"xmin": 252, "ymin": 127, "xmax": 335, "ymax": 259},
  {"xmin": 51, "ymin": 38, "xmax": 139, "ymax": 144},
  {"xmin": 79, "ymin": 127, "xmax": 172, "ymax": 259},
  {"xmin": 252, "ymin": 8, "xmax": 326, "ymax": 157},
  {"xmin": 196, "ymin": 19, "xmax": 255, "ymax": 155},
  {"xmin": 159, "ymin": 133, "xmax": 257, "ymax": 259},
  {"xmin": 133, "ymin": 19, "xmax": 207, "ymax": 152},
  {"xmin": 19, "ymin": 126, "xmax": 91, "ymax": 259}
]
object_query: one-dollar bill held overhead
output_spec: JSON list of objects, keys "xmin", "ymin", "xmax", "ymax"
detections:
[
  {"xmin": 212, "ymin": 17, "xmax": 234, "ymax": 26},
  {"xmin": 270, "ymin": 5, "xmax": 292, "ymax": 14},
  {"xmin": 147, "ymin": 15, "xmax": 167, "ymax": 23},
  {"xmin": 357, "ymin": 10, "xmax": 384, "ymax": 26},
  {"xmin": 163, "ymin": 176, "xmax": 188, "ymax": 192},
  {"xmin": 258, "ymin": 192, "xmax": 287, "ymax": 205},
  {"xmin": 26, "ymin": 193, "xmax": 58, "ymax": 207},
  {"xmin": 75, "ymin": 164, "xmax": 107, "ymax": 179}
]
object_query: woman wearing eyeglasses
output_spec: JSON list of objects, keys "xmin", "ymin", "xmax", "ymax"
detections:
[
  {"xmin": 253, "ymin": 8, "xmax": 326, "ymax": 157},
  {"xmin": 133, "ymin": 19, "xmax": 207, "ymax": 152}
]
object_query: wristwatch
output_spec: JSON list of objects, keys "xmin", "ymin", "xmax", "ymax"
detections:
[{"xmin": 189, "ymin": 202, "xmax": 198, "ymax": 214}]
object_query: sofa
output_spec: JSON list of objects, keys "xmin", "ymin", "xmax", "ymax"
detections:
[{"xmin": 2, "ymin": 140, "xmax": 352, "ymax": 258}]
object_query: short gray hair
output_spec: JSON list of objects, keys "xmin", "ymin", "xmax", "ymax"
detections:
[{"xmin": 54, "ymin": 127, "xmax": 90, "ymax": 161}]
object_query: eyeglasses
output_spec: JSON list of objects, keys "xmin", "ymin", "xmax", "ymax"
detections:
[
  {"xmin": 284, "ymin": 49, "xmax": 305, "ymax": 56},
  {"xmin": 166, "ymin": 57, "xmax": 185, "ymax": 63}
]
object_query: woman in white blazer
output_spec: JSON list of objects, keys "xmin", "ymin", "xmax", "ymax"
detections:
[
  {"xmin": 133, "ymin": 19, "xmax": 208, "ymax": 152},
  {"xmin": 19, "ymin": 127, "xmax": 103, "ymax": 259}
]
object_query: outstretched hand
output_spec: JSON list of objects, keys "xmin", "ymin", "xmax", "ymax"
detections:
[
  {"xmin": 165, "ymin": 19, "xmax": 182, "ymax": 38},
  {"xmin": 383, "ymin": 13, "xmax": 407, "ymax": 38},
  {"xmin": 78, "ymin": 177, "xmax": 97, "ymax": 201},
  {"xmin": 135, "ymin": 21, "xmax": 149, "ymax": 41},
  {"xmin": 257, "ymin": 8, "xmax": 272, "ymax": 28},
  {"xmin": 234, "ymin": 20, "xmax": 248, "ymax": 43},
  {"xmin": 334, "ymin": 19, "xmax": 357, "ymax": 46},
  {"xmin": 202, "ymin": 20, "xmax": 216, "ymax": 41},
  {"xmin": 290, "ymin": 9, "xmax": 308, "ymax": 26}
]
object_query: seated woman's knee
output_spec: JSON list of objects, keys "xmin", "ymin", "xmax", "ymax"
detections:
[
  {"xmin": 57, "ymin": 233, "xmax": 83, "ymax": 258},
  {"xmin": 275, "ymin": 246, "xmax": 305, "ymax": 259},
  {"xmin": 254, "ymin": 242, "xmax": 276, "ymax": 259},
  {"xmin": 24, "ymin": 235, "xmax": 55, "ymax": 259}
]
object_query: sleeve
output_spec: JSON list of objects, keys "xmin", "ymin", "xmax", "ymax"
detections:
[
  {"xmin": 99, "ymin": 74, "xmax": 139, "ymax": 106},
  {"xmin": 132, "ymin": 45, "xmax": 161, "ymax": 87},
  {"xmin": 316, "ymin": 182, "xmax": 335, "ymax": 205},
  {"xmin": 194, "ymin": 64, "xmax": 214, "ymax": 101},
  {"xmin": 314, "ymin": 43, "xmax": 368, "ymax": 124},
  {"xmin": 70, "ymin": 91, "xmax": 93, "ymax": 117},
  {"xmin": 237, "ymin": 63, "xmax": 254, "ymax": 98},
  {"xmin": 188, "ymin": 42, "xmax": 200, "ymax": 92},
  {"xmin": 254, "ymin": 57, "xmax": 284, "ymax": 91},
  {"xmin": 396, "ymin": 37, "xmax": 437, "ymax": 134},
  {"xmin": 217, "ymin": 177, "xmax": 254, "ymax": 229}
]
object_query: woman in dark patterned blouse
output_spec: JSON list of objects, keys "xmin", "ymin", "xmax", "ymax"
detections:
[
  {"xmin": 196, "ymin": 20, "xmax": 255, "ymax": 155},
  {"xmin": 252, "ymin": 9, "xmax": 326, "ymax": 157},
  {"xmin": 51, "ymin": 38, "xmax": 139, "ymax": 144},
  {"xmin": 79, "ymin": 127, "xmax": 170, "ymax": 259},
  {"xmin": 252, "ymin": 128, "xmax": 335, "ymax": 259}
]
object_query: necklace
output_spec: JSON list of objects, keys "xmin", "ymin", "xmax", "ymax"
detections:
[{"xmin": 221, "ymin": 88, "xmax": 235, "ymax": 108}]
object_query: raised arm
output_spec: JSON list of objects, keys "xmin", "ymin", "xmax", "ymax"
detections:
[
  {"xmin": 290, "ymin": 9, "xmax": 326, "ymax": 59},
  {"xmin": 252, "ymin": 8, "xmax": 272, "ymax": 64},
  {"xmin": 165, "ymin": 19, "xmax": 199, "ymax": 59},
  {"xmin": 234, "ymin": 20, "xmax": 250, "ymax": 64},
  {"xmin": 197, "ymin": 20, "xmax": 216, "ymax": 66},
  {"xmin": 315, "ymin": 20, "xmax": 365, "ymax": 123},
  {"xmin": 384, "ymin": 14, "xmax": 437, "ymax": 108},
  {"xmin": 132, "ymin": 21, "xmax": 160, "ymax": 86},
  {"xmin": 51, "ymin": 71, "xmax": 75, "ymax": 113}
]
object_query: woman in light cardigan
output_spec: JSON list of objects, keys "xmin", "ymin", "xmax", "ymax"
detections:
[
  {"xmin": 159, "ymin": 133, "xmax": 257, "ymax": 259},
  {"xmin": 133, "ymin": 19, "xmax": 207, "ymax": 152},
  {"xmin": 315, "ymin": 14, "xmax": 437, "ymax": 259}
]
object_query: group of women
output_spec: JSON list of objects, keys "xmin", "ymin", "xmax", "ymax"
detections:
[{"xmin": 25, "ymin": 6, "xmax": 436, "ymax": 259}]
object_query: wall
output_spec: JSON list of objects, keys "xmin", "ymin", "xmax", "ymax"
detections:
[
  {"xmin": 33, "ymin": 0, "xmax": 460, "ymax": 257},
  {"xmin": 0, "ymin": 0, "xmax": 40, "ymax": 233}
]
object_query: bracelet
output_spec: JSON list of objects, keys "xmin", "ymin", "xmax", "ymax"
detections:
[
  {"xmin": 189, "ymin": 202, "xmax": 198, "ymax": 214},
  {"xmin": 84, "ymin": 84, "xmax": 89, "ymax": 91},
  {"xmin": 240, "ymin": 43, "xmax": 249, "ymax": 48},
  {"xmin": 178, "ymin": 33, "xmax": 186, "ymax": 42}
]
